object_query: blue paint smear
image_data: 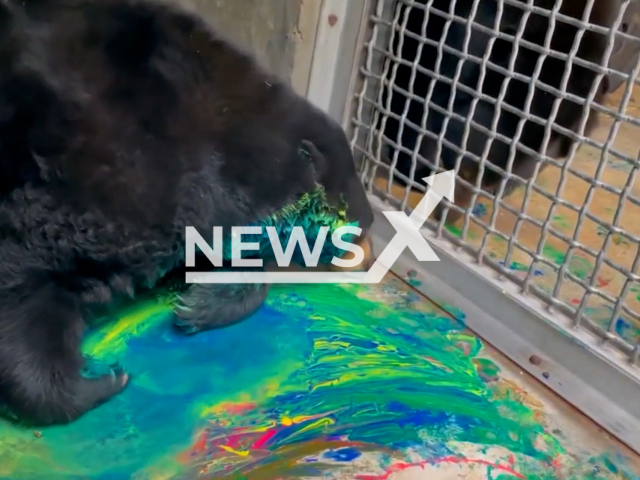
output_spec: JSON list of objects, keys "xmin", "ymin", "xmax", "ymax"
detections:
[
  {"xmin": 323, "ymin": 447, "xmax": 362, "ymax": 462},
  {"xmin": 498, "ymin": 260, "xmax": 544, "ymax": 277},
  {"xmin": 472, "ymin": 203, "xmax": 487, "ymax": 217},
  {"xmin": 29, "ymin": 305, "xmax": 314, "ymax": 478}
]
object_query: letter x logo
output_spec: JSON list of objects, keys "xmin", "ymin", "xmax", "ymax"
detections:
[{"xmin": 363, "ymin": 170, "xmax": 455, "ymax": 283}]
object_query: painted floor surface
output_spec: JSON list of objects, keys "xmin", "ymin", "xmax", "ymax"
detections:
[{"xmin": 0, "ymin": 275, "xmax": 639, "ymax": 479}]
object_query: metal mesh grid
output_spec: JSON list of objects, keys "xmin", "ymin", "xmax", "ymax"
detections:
[{"xmin": 349, "ymin": 0, "xmax": 640, "ymax": 365}]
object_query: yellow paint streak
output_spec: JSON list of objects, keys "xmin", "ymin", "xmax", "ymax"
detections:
[
  {"xmin": 311, "ymin": 367, "xmax": 459, "ymax": 391},
  {"xmin": 281, "ymin": 414, "xmax": 316, "ymax": 426},
  {"xmin": 348, "ymin": 360, "xmax": 414, "ymax": 368},
  {"xmin": 315, "ymin": 354, "xmax": 350, "ymax": 364},
  {"xmin": 85, "ymin": 302, "xmax": 169, "ymax": 357},
  {"xmin": 425, "ymin": 357, "xmax": 448, "ymax": 370},
  {"xmin": 202, "ymin": 400, "xmax": 250, "ymax": 416},
  {"xmin": 281, "ymin": 416, "xmax": 293, "ymax": 426},
  {"xmin": 313, "ymin": 339, "xmax": 351, "ymax": 349},
  {"xmin": 219, "ymin": 445, "xmax": 250, "ymax": 457},
  {"xmin": 199, "ymin": 380, "xmax": 287, "ymax": 419},
  {"xmin": 295, "ymin": 417, "xmax": 334, "ymax": 434},
  {"xmin": 312, "ymin": 380, "xmax": 337, "ymax": 389},
  {"xmin": 282, "ymin": 410, "xmax": 340, "ymax": 428},
  {"xmin": 376, "ymin": 344, "xmax": 397, "ymax": 352}
]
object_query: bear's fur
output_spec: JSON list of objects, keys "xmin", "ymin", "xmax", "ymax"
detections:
[{"xmin": 0, "ymin": 0, "xmax": 373, "ymax": 426}]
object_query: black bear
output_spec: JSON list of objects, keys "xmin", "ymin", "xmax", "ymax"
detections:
[
  {"xmin": 381, "ymin": 0, "xmax": 619, "ymax": 222},
  {"xmin": 0, "ymin": 0, "xmax": 373, "ymax": 426}
]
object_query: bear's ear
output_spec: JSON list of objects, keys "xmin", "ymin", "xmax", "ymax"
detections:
[
  {"xmin": 100, "ymin": 4, "xmax": 160, "ymax": 72},
  {"xmin": 299, "ymin": 140, "xmax": 328, "ymax": 179}
]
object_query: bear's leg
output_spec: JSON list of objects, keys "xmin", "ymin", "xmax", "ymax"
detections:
[
  {"xmin": 173, "ymin": 278, "xmax": 270, "ymax": 335},
  {"xmin": 0, "ymin": 274, "xmax": 129, "ymax": 426}
]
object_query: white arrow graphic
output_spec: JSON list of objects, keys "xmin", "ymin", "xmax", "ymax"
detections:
[
  {"xmin": 361, "ymin": 170, "xmax": 455, "ymax": 284},
  {"xmin": 186, "ymin": 170, "xmax": 455, "ymax": 284}
]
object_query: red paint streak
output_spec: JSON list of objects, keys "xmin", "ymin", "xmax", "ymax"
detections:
[
  {"xmin": 224, "ymin": 402, "xmax": 257, "ymax": 415},
  {"xmin": 456, "ymin": 341, "xmax": 472, "ymax": 355},
  {"xmin": 354, "ymin": 456, "xmax": 526, "ymax": 480},
  {"xmin": 597, "ymin": 277, "xmax": 611, "ymax": 287},
  {"xmin": 252, "ymin": 430, "xmax": 277, "ymax": 449},
  {"xmin": 193, "ymin": 432, "xmax": 208, "ymax": 453},
  {"xmin": 176, "ymin": 431, "xmax": 209, "ymax": 463},
  {"xmin": 571, "ymin": 298, "xmax": 580, "ymax": 305},
  {"xmin": 214, "ymin": 432, "xmax": 247, "ymax": 449},
  {"xmin": 551, "ymin": 454, "xmax": 563, "ymax": 470}
]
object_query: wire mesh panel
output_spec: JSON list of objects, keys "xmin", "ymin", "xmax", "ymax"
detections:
[{"xmin": 349, "ymin": 0, "xmax": 640, "ymax": 366}]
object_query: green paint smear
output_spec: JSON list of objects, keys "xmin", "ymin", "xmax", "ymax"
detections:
[
  {"xmin": 444, "ymin": 223, "xmax": 477, "ymax": 240},
  {"xmin": 445, "ymin": 224, "xmax": 463, "ymax": 237},
  {"xmin": 473, "ymin": 358, "xmax": 501, "ymax": 382},
  {"xmin": 552, "ymin": 215, "xmax": 573, "ymax": 233},
  {"xmin": 0, "ymin": 279, "xmax": 635, "ymax": 480},
  {"xmin": 221, "ymin": 184, "xmax": 359, "ymax": 264},
  {"xmin": 542, "ymin": 244, "xmax": 594, "ymax": 281},
  {"xmin": 597, "ymin": 226, "xmax": 629, "ymax": 247}
]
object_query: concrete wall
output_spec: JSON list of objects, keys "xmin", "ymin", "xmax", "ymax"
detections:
[{"xmin": 171, "ymin": 0, "xmax": 316, "ymax": 92}]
